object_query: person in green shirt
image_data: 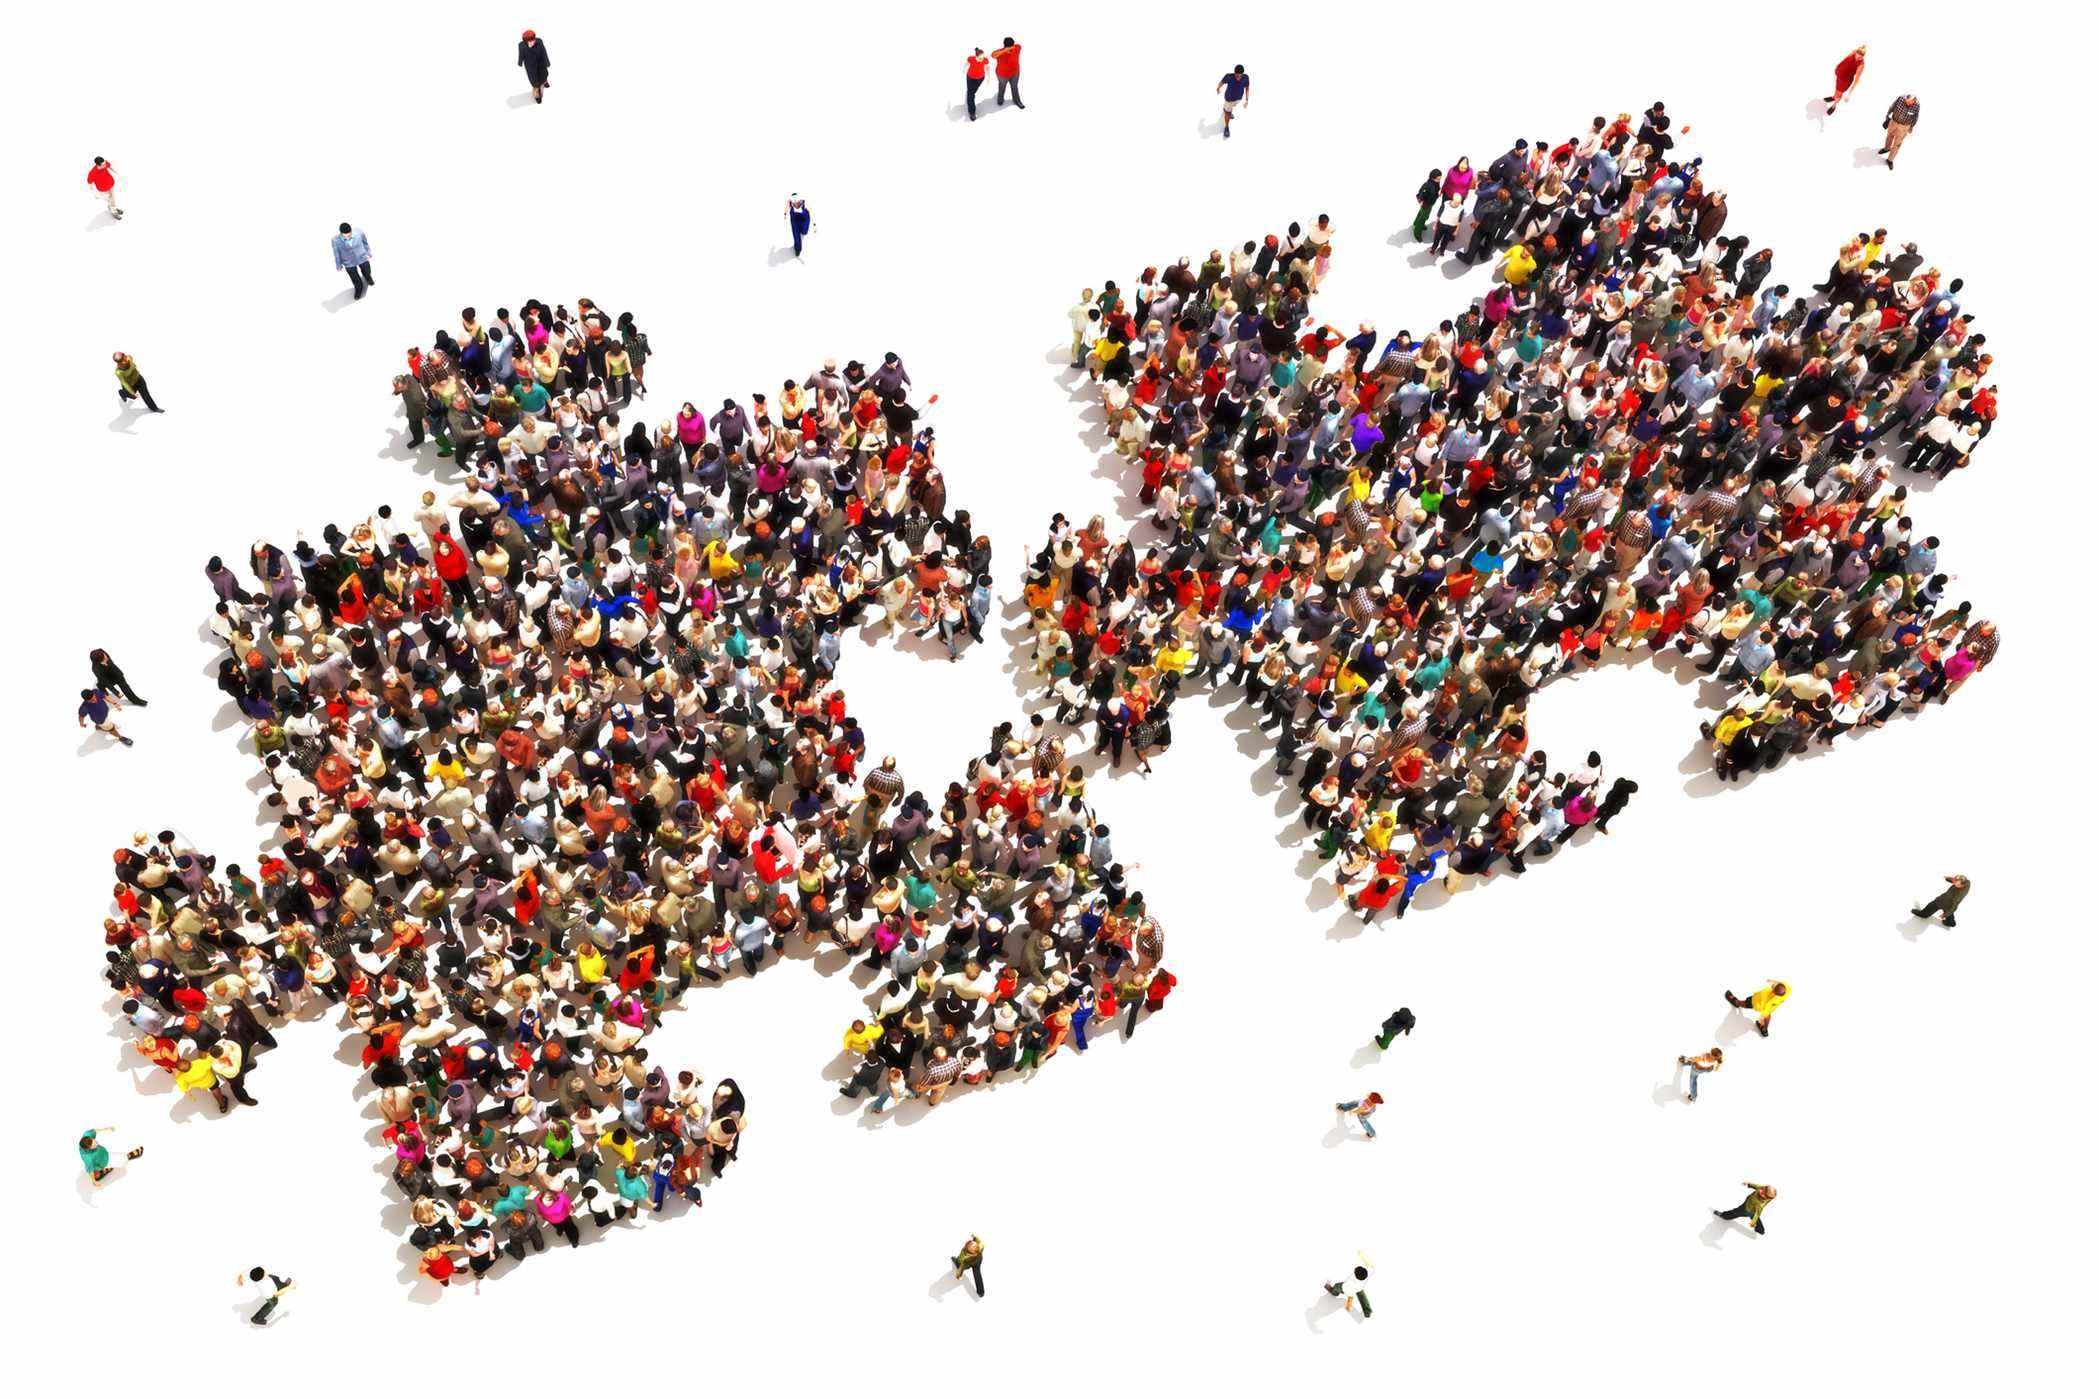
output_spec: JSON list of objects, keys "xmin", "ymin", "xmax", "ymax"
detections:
[
  {"xmin": 1713, "ymin": 1182, "xmax": 1778, "ymax": 1235},
  {"xmin": 78, "ymin": 1127, "xmax": 144, "ymax": 1184},
  {"xmin": 951, "ymin": 1235, "xmax": 985, "ymax": 1297},
  {"xmin": 112, "ymin": 351, "xmax": 163, "ymax": 413}
]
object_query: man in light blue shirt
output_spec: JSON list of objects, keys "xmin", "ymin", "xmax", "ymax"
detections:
[{"xmin": 331, "ymin": 222, "xmax": 373, "ymax": 299}]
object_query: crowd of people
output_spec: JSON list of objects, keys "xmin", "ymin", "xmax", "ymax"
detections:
[
  {"xmin": 100, "ymin": 298, "xmax": 1170, "ymax": 1288},
  {"xmin": 1038, "ymin": 100, "xmax": 1997, "ymax": 922}
]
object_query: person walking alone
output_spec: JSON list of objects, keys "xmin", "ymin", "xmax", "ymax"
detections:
[
  {"xmin": 332, "ymin": 222, "xmax": 374, "ymax": 299},
  {"xmin": 78, "ymin": 1128, "xmax": 144, "ymax": 1185},
  {"xmin": 963, "ymin": 48, "xmax": 988, "ymax": 120},
  {"xmin": 1217, "ymin": 65, "xmax": 1251, "ymax": 139},
  {"xmin": 1677, "ymin": 1047, "xmax": 1722, "ymax": 1102},
  {"xmin": 1373, "ymin": 1007, "xmax": 1416, "ymax": 1050},
  {"xmin": 784, "ymin": 194, "xmax": 812, "ymax": 258},
  {"xmin": 85, "ymin": 156, "xmax": 122, "ymax": 219},
  {"xmin": 1825, "ymin": 45, "xmax": 1866, "ymax": 115},
  {"xmin": 89, "ymin": 649, "xmax": 147, "ymax": 706},
  {"xmin": 1334, "ymin": 1093, "xmax": 1383, "ymax": 1138},
  {"xmin": 112, "ymin": 351, "xmax": 162, "ymax": 413},
  {"xmin": 1713, "ymin": 1182, "xmax": 1778, "ymax": 1236},
  {"xmin": 241, "ymin": 1266, "xmax": 295, "ymax": 1325},
  {"xmin": 1880, "ymin": 94, "xmax": 1919, "ymax": 168},
  {"xmin": 951, "ymin": 1235, "xmax": 985, "ymax": 1297},
  {"xmin": 1323, "ymin": 1254, "xmax": 1374, "ymax": 1317},
  {"xmin": 1723, "ymin": 980, "xmax": 1790, "ymax": 1038},
  {"xmin": 991, "ymin": 37, "xmax": 1023, "ymax": 109},
  {"xmin": 517, "ymin": 29, "xmax": 551, "ymax": 104},
  {"xmin": 1911, "ymin": 873, "xmax": 1972, "ymax": 929}
]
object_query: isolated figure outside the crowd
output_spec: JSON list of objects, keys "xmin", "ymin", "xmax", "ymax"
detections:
[
  {"xmin": 243, "ymin": 1266, "xmax": 294, "ymax": 1325},
  {"xmin": 1218, "ymin": 65, "xmax": 1250, "ymax": 138},
  {"xmin": 1713, "ymin": 1183, "xmax": 1778, "ymax": 1235},
  {"xmin": 78, "ymin": 1128, "xmax": 143, "ymax": 1184},
  {"xmin": 517, "ymin": 29, "xmax": 551, "ymax": 103},
  {"xmin": 86, "ymin": 156, "xmax": 122, "ymax": 218},
  {"xmin": 1374, "ymin": 1008, "xmax": 1416, "ymax": 1049},
  {"xmin": 1826, "ymin": 46, "xmax": 1866, "ymax": 114},
  {"xmin": 1724, "ymin": 980, "xmax": 1790, "ymax": 1038},
  {"xmin": 1911, "ymin": 873, "xmax": 1971, "ymax": 928},
  {"xmin": 1324, "ymin": 1254, "xmax": 1374, "ymax": 1316},
  {"xmin": 112, "ymin": 351, "xmax": 161, "ymax": 413},
  {"xmin": 89, "ymin": 649, "xmax": 147, "ymax": 706},
  {"xmin": 785, "ymin": 194, "xmax": 813, "ymax": 257},
  {"xmin": 1334, "ymin": 1093, "xmax": 1383, "ymax": 1138},
  {"xmin": 1881, "ymin": 94, "xmax": 1919, "ymax": 167},
  {"xmin": 332, "ymin": 222, "xmax": 373, "ymax": 299},
  {"xmin": 952, "ymin": 1235, "xmax": 986, "ymax": 1296},
  {"xmin": 1678, "ymin": 1047, "xmax": 1722, "ymax": 1102},
  {"xmin": 992, "ymin": 37, "xmax": 1023, "ymax": 107},
  {"xmin": 79, "ymin": 687, "xmax": 133, "ymax": 747}
]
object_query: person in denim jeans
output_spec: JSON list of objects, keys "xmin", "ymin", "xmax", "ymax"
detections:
[
  {"xmin": 866, "ymin": 1066, "xmax": 906, "ymax": 1113},
  {"xmin": 1334, "ymin": 1093, "xmax": 1383, "ymax": 1138},
  {"xmin": 1678, "ymin": 1047, "xmax": 1723, "ymax": 1102}
]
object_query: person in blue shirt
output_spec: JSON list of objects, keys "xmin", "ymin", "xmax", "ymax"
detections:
[
  {"xmin": 784, "ymin": 194, "xmax": 812, "ymax": 258},
  {"xmin": 331, "ymin": 222, "xmax": 373, "ymax": 299},
  {"xmin": 78, "ymin": 687, "xmax": 133, "ymax": 746},
  {"xmin": 1217, "ymin": 65, "xmax": 1251, "ymax": 138}
]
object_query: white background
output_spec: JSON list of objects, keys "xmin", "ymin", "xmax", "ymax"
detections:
[{"xmin": 9, "ymin": 2, "xmax": 2089, "ymax": 1392}]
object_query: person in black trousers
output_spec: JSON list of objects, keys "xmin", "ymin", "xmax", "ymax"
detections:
[
  {"xmin": 951, "ymin": 1235, "xmax": 985, "ymax": 1297},
  {"xmin": 1593, "ymin": 776, "xmax": 1638, "ymax": 833},
  {"xmin": 89, "ymin": 648, "xmax": 147, "ymax": 706}
]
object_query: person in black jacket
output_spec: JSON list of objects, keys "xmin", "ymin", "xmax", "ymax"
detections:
[
  {"xmin": 89, "ymin": 648, "xmax": 147, "ymax": 706},
  {"xmin": 517, "ymin": 29, "xmax": 551, "ymax": 104},
  {"xmin": 1374, "ymin": 1007, "xmax": 1416, "ymax": 1049}
]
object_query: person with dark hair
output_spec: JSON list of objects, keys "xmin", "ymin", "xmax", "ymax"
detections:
[
  {"xmin": 991, "ymin": 37, "xmax": 1023, "ymax": 108},
  {"xmin": 1593, "ymin": 776, "xmax": 1639, "ymax": 833},
  {"xmin": 78, "ymin": 687, "xmax": 133, "ymax": 747},
  {"xmin": 784, "ymin": 194, "xmax": 813, "ymax": 258},
  {"xmin": 1373, "ymin": 1008, "xmax": 1416, "ymax": 1049},
  {"xmin": 1881, "ymin": 94, "xmax": 1920, "ymax": 168},
  {"xmin": 85, "ymin": 155, "xmax": 121, "ymax": 219},
  {"xmin": 241, "ymin": 1266, "xmax": 294, "ymax": 1325},
  {"xmin": 963, "ymin": 47, "xmax": 988, "ymax": 120},
  {"xmin": 331, "ymin": 222, "xmax": 373, "ymax": 299},
  {"xmin": 89, "ymin": 649, "xmax": 147, "ymax": 707},
  {"xmin": 77, "ymin": 1128, "xmax": 144, "ymax": 1185},
  {"xmin": 1323, "ymin": 1254, "xmax": 1375, "ymax": 1316},
  {"xmin": 1217, "ymin": 65, "xmax": 1251, "ymax": 138},
  {"xmin": 517, "ymin": 28, "xmax": 551, "ymax": 103}
]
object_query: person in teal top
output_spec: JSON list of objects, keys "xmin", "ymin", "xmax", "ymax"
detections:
[
  {"xmin": 614, "ymin": 1166, "xmax": 651, "ymax": 1205},
  {"xmin": 79, "ymin": 1127, "xmax": 143, "ymax": 1184}
]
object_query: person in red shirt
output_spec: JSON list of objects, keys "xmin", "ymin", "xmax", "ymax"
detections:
[
  {"xmin": 1125, "ymin": 965, "xmax": 1176, "ymax": 1037},
  {"xmin": 86, "ymin": 156, "xmax": 122, "ymax": 220},
  {"xmin": 963, "ymin": 47, "xmax": 988, "ymax": 120},
  {"xmin": 991, "ymin": 37, "xmax": 1024, "ymax": 109},
  {"xmin": 1825, "ymin": 45, "xmax": 1866, "ymax": 116}
]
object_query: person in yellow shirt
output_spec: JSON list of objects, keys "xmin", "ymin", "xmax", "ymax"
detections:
[
  {"xmin": 1154, "ymin": 641, "xmax": 1194, "ymax": 676},
  {"xmin": 1712, "ymin": 1181, "xmax": 1778, "ymax": 1235},
  {"xmin": 424, "ymin": 747, "xmax": 467, "ymax": 789},
  {"xmin": 576, "ymin": 944, "xmax": 608, "ymax": 985},
  {"xmin": 842, "ymin": 1019, "xmax": 881, "ymax": 1056},
  {"xmin": 1501, "ymin": 241, "xmax": 1537, "ymax": 286},
  {"xmin": 1725, "ymin": 979, "xmax": 1790, "ymax": 1037}
]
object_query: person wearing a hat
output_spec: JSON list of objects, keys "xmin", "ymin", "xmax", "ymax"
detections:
[{"xmin": 517, "ymin": 29, "xmax": 551, "ymax": 103}]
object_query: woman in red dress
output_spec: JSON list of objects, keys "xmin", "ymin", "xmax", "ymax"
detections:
[{"xmin": 1826, "ymin": 45, "xmax": 1866, "ymax": 115}]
